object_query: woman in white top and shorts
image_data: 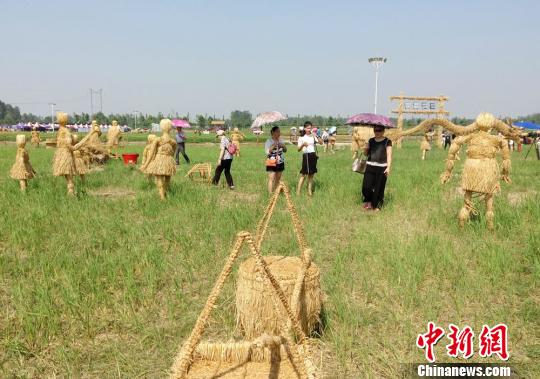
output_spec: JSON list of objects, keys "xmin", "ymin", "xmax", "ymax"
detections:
[{"xmin": 297, "ymin": 121, "xmax": 322, "ymax": 196}]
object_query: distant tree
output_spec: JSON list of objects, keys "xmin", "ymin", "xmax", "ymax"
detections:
[{"xmin": 230, "ymin": 110, "xmax": 252, "ymax": 129}]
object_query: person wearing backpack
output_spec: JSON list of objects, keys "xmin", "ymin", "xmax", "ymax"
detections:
[{"xmin": 212, "ymin": 129, "xmax": 235, "ymax": 189}]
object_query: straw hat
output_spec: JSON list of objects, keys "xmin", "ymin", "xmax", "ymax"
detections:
[{"xmin": 216, "ymin": 129, "xmax": 225, "ymax": 136}]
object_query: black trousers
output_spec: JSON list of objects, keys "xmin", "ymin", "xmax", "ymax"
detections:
[
  {"xmin": 212, "ymin": 159, "xmax": 234, "ymax": 187},
  {"xmin": 175, "ymin": 142, "xmax": 190, "ymax": 163},
  {"xmin": 444, "ymin": 140, "xmax": 451, "ymax": 149},
  {"xmin": 362, "ymin": 165, "xmax": 387, "ymax": 208}
]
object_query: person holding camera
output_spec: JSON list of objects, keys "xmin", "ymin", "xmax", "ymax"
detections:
[{"xmin": 264, "ymin": 126, "xmax": 287, "ymax": 193}]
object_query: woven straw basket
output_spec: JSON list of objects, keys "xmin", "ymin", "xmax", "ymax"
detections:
[{"xmin": 236, "ymin": 256, "xmax": 322, "ymax": 339}]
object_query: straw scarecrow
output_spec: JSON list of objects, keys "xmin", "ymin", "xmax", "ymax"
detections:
[
  {"xmin": 140, "ymin": 119, "xmax": 177, "ymax": 199},
  {"xmin": 72, "ymin": 134, "xmax": 90, "ymax": 183},
  {"xmin": 230, "ymin": 127, "xmax": 245, "ymax": 157},
  {"xmin": 420, "ymin": 131, "xmax": 435, "ymax": 160},
  {"xmin": 52, "ymin": 112, "xmax": 77, "ymax": 195},
  {"xmin": 398, "ymin": 113, "xmax": 520, "ymax": 229},
  {"xmin": 107, "ymin": 120, "xmax": 123, "ymax": 158},
  {"xmin": 10, "ymin": 134, "xmax": 36, "ymax": 191},
  {"xmin": 351, "ymin": 126, "xmax": 374, "ymax": 159},
  {"xmin": 140, "ymin": 134, "xmax": 157, "ymax": 181},
  {"xmin": 30, "ymin": 127, "xmax": 41, "ymax": 147},
  {"xmin": 77, "ymin": 120, "xmax": 108, "ymax": 164}
]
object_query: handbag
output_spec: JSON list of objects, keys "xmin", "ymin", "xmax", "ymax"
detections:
[
  {"xmin": 265, "ymin": 157, "xmax": 277, "ymax": 167},
  {"xmin": 352, "ymin": 158, "xmax": 366, "ymax": 174}
]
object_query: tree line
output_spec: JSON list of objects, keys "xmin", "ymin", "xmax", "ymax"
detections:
[{"xmin": 1, "ymin": 100, "xmax": 539, "ymax": 129}]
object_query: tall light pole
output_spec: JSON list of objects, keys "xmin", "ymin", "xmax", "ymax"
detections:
[
  {"xmin": 368, "ymin": 57, "xmax": 387, "ymax": 114},
  {"xmin": 49, "ymin": 102, "xmax": 56, "ymax": 128},
  {"xmin": 133, "ymin": 110, "xmax": 140, "ymax": 130}
]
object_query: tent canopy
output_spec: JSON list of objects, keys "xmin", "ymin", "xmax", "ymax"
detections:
[{"xmin": 514, "ymin": 121, "xmax": 540, "ymax": 130}]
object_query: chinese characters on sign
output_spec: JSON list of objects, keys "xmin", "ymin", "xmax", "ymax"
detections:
[
  {"xmin": 416, "ymin": 323, "xmax": 509, "ymax": 362},
  {"xmin": 404, "ymin": 101, "xmax": 437, "ymax": 110}
]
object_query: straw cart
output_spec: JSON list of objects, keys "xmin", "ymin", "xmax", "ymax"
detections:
[{"xmin": 185, "ymin": 163, "xmax": 212, "ymax": 183}]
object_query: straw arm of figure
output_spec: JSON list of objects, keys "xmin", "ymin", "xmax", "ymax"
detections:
[
  {"xmin": 440, "ymin": 135, "xmax": 470, "ymax": 184},
  {"xmin": 73, "ymin": 129, "xmax": 99, "ymax": 151},
  {"xmin": 500, "ymin": 137, "xmax": 511, "ymax": 183},
  {"xmin": 397, "ymin": 118, "xmax": 477, "ymax": 139}
]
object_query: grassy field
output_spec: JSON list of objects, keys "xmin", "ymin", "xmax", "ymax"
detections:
[{"xmin": 0, "ymin": 141, "xmax": 539, "ymax": 378}]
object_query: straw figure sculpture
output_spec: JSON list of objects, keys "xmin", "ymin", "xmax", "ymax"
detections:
[
  {"xmin": 351, "ymin": 126, "xmax": 374, "ymax": 159},
  {"xmin": 10, "ymin": 134, "xmax": 36, "ymax": 191},
  {"xmin": 106, "ymin": 120, "xmax": 123, "ymax": 158},
  {"xmin": 397, "ymin": 113, "xmax": 520, "ymax": 230},
  {"xmin": 30, "ymin": 127, "xmax": 41, "ymax": 147},
  {"xmin": 231, "ymin": 127, "xmax": 246, "ymax": 157},
  {"xmin": 169, "ymin": 230, "xmax": 320, "ymax": 379},
  {"xmin": 76, "ymin": 120, "xmax": 109, "ymax": 164},
  {"xmin": 139, "ymin": 119, "xmax": 177, "ymax": 200},
  {"xmin": 236, "ymin": 182, "xmax": 323, "ymax": 340},
  {"xmin": 141, "ymin": 134, "xmax": 157, "ymax": 167},
  {"xmin": 420, "ymin": 131, "xmax": 435, "ymax": 160},
  {"xmin": 71, "ymin": 134, "xmax": 90, "ymax": 183},
  {"xmin": 52, "ymin": 112, "xmax": 77, "ymax": 196},
  {"xmin": 185, "ymin": 163, "xmax": 212, "ymax": 183}
]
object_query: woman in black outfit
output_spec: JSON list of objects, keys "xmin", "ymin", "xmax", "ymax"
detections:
[{"xmin": 362, "ymin": 125, "xmax": 393, "ymax": 211}]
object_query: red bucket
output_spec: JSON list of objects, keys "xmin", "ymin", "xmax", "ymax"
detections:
[{"xmin": 122, "ymin": 153, "xmax": 139, "ymax": 165}]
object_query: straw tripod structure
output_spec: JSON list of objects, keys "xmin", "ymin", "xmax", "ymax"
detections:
[
  {"xmin": 169, "ymin": 231, "xmax": 318, "ymax": 379},
  {"xmin": 185, "ymin": 163, "xmax": 212, "ymax": 183},
  {"xmin": 235, "ymin": 182, "xmax": 323, "ymax": 339}
]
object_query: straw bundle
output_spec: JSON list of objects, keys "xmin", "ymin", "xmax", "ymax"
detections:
[
  {"xmin": 236, "ymin": 256, "xmax": 322, "ymax": 339},
  {"xmin": 31, "ymin": 130, "xmax": 40, "ymax": 146}
]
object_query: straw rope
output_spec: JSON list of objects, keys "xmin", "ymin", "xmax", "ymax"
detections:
[
  {"xmin": 170, "ymin": 231, "xmax": 310, "ymax": 379},
  {"xmin": 255, "ymin": 182, "xmax": 309, "ymax": 260}
]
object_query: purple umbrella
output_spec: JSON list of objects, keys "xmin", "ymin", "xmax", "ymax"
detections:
[
  {"xmin": 346, "ymin": 113, "xmax": 394, "ymax": 128},
  {"xmin": 172, "ymin": 119, "xmax": 191, "ymax": 128}
]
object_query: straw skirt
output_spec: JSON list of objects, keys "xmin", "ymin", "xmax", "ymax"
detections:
[
  {"xmin": 462, "ymin": 158, "xmax": 500, "ymax": 194},
  {"xmin": 53, "ymin": 148, "xmax": 77, "ymax": 176},
  {"xmin": 421, "ymin": 140, "xmax": 431, "ymax": 151}
]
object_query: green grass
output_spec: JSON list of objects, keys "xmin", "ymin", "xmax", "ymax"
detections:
[{"xmin": 0, "ymin": 142, "xmax": 539, "ymax": 378}]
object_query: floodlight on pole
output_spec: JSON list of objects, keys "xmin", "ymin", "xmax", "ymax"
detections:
[{"xmin": 368, "ymin": 57, "xmax": 387, "ymax": 114}]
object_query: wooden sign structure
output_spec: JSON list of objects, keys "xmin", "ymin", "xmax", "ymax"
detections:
[{"xmin": 390, "ymin": 93, "xmax": 449, "ymax": 148}]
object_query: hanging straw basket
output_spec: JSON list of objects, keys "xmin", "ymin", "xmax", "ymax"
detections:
[{"xmin": 236, "ymin": 256, "xmax": 322, "ymax": 339}]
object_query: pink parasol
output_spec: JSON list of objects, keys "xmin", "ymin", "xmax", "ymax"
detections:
[
  {"xmin": 345, "ymin": 113, "xmax": 394, "ymax": 128},
  {"xmin": 172, "ymin": 119, "xmax": 191, "ymax": 128},
  {"xmin": 251, "ymin": 111, "xmax": 287, "ymax": 129}
]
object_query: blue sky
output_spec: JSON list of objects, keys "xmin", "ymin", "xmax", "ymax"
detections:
[{"xmin": 0, "ymin": 0, "xmax": 538, "ymax": 118}]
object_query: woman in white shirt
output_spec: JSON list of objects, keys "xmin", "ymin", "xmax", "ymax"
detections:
[
  {"xmin": 264, "ymin": 126, "xmax": 287, "ymax": 193},
  {"xmin": 297, "ymin": 121, "xmax": 322, "ymax": 196}
]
